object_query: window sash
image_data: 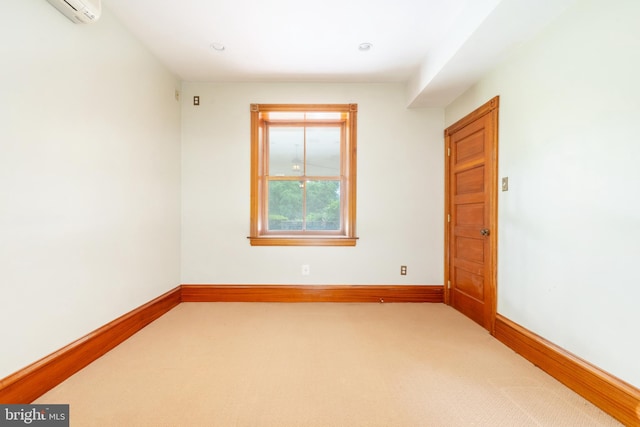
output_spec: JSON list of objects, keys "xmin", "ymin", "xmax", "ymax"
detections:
[{"xmin": 264, "ymin": 178, "xmax": 344, "ymax": 235}]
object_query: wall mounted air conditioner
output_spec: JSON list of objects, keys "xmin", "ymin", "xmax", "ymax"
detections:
[{"xmin": 46, "ymin": 0, "xmax": 101, "ymax": 24}]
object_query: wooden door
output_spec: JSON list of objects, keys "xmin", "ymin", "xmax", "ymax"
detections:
[{"xmin": 444, "ymin": 97, "xmax": 498, "ymax": 332}]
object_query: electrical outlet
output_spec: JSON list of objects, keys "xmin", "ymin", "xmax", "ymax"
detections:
[
  {"xmin": 400, "ymin": 265, "xmax": 407, "ymax": 275},
  {"xmin": 193, "ymin": 96, "xmax": 200, "ymax": 106},
  {"xmin": 302, "ymin": 264, "xmax": 310, "ymax": 276}
]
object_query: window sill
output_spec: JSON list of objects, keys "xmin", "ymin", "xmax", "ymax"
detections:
[{"xmin": 248, "ymin": 236, "xmax": 358, "ymax": 247}]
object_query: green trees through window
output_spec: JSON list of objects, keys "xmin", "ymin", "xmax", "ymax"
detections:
[{"xmin": 268, "ymin": 181, "xmax": 340, "ymax": 230}]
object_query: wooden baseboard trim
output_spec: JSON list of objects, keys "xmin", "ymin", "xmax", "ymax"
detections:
[
  {"xmin": 181, "ymin": 284, "xmax": 444, "ymax": 303},
  {"xmin": 494, "ymin": 314, "xmax": 640, "ymax": 426},
  {"xmin": 0, "ymin": 286, "xmax": 182, "ymax": 403}
]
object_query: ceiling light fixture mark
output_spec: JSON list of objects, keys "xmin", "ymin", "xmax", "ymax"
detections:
[
  {"xmin": 358, "ymin": 42, "xmax": 373, "ymax": 52},
  {"xmin": 210, "ymin": 42, "xmax": 226, "ymax": 52}
]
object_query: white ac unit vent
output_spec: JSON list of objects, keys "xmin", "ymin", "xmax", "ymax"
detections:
[{"xmin": 46, "ymin": 0, "xmax": 101, "ymax": 24}]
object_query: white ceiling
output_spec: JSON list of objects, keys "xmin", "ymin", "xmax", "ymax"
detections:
[{"xmin": 104, "ymin": 0, "xmax": 576, "ymax": 108}]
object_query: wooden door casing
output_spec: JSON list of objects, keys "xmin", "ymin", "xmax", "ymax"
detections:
[{"xmin": 444, "ymin": 96, "xmax": 499, "ymax": 332}]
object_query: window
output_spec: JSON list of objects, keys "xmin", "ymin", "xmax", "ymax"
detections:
[{"xmin": 249, "ymin": 104, "xmax": 357, "ymax": 246}]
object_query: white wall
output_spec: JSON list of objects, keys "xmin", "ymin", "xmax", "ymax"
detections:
[
  {"xmin": 0, "ymin": 1, "xmax": 182, "ymax": 378},
  {"xmin": 181, "ymin": 83, "xmax": 443, "ymax": 285},
  {"xmin": 445, "ymin": 0, "xmax": 640, "ymax": 388}
]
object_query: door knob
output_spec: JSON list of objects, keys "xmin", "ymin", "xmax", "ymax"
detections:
[{"xmin": 480, "ymin": 228, "xmax": 490, "ymax": 236}]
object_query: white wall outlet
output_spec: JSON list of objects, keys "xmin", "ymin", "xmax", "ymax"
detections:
[{"xmin": 301, "ymin": 264, "xmax": 310, "ymax": 275}]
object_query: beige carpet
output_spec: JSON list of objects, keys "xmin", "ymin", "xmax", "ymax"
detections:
[{"xmin": 35, "ymin": 303, "xmax": 621, "ymax": 426}]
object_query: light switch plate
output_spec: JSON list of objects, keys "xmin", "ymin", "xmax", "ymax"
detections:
[{"xmin": 502, "ymin": 177, "xmax": 509, "ymax": 191}]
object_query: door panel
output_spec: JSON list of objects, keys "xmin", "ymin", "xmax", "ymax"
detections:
[
  {"xmin": 452, "ymin": 290, "xmax": 486, "ymax": 327},
  {"xmin": 456, "ymin": 129, "xmax": 485, "ymax": 162},
  {"xmin": 445, "ymin": 96, "xmax": 498, "ymax": 332},
  {"xmin": 455, "ymin": 237, "xmax": 484, "ymax": 263},
  {"xmin": 456, "ymin": 267, "xmax": 484, "ymax": 300},
  {"xmin": 456, "ymin": 166, "xmax": 484, "ymax": 194},
  {"xmin": 456, "ymin": 203, "xmax": 484, "ymax": 225}
]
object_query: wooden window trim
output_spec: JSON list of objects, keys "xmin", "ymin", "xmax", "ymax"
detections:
[{"xmin": 249, "ymin": 103, "xmax": 358, "ymax": 246}]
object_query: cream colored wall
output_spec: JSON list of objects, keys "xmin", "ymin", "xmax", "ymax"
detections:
[
  {"xmin": 181, "ymin": 83, "xmax": 444, "ymax": 286},
  {"xmin": 445, "ymin": 0, "xmax": 640, "ymax": 388},
  {"xmin": 0, "ymin": 1, "xmax": 181, "ymax": 378}
]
